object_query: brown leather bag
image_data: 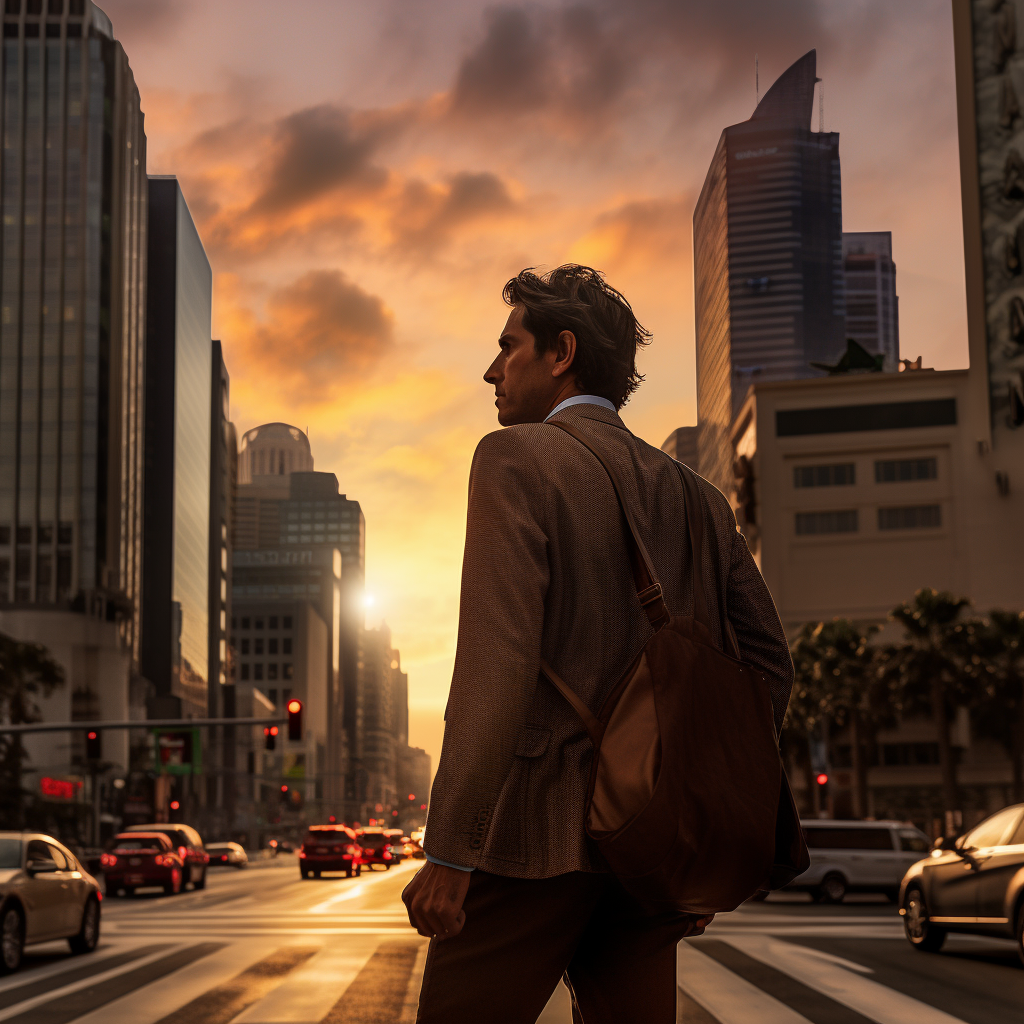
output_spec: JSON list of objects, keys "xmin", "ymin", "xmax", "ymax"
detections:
[{"xmin": 541, "ymin": 421, "xmax": 808, "ymax": 915}]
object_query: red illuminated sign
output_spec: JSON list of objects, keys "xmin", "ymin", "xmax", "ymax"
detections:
[{"xmin": 40, "ymin": 777, "xmax": 81, "ymax": 800}]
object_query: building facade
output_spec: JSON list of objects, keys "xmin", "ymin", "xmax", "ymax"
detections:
[
  {"xmin": 694, "ymin": 49, "xmax": 846, "ymax": 493},
  {"xmin": 140, "ymin": 176, "xmax": 212, "ymax": 719},
  {"xmin": 0, "ymin": 0, "xmax": 147, "ymax": 782},
  {"xmin": 843, "ymin": 232, "xmax": 899, "ymax": 372}
]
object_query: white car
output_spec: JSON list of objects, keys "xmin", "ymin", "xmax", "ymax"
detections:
[
  {"xmin": 0, "ymin": 832, "xmax": 102, "ymax": 973},
  {"xmin": 206, "ymin": 842, "xmax": 248, "ymax": 869},
  {"xmin": 784, "ymin": 819, "xmax": 932, "ymax": 903}
]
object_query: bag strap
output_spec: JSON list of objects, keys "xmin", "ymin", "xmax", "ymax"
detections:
[
  {"xmin": 547, "ymin": 420, "xmax": 671, "ymax": 630},
  {"xmin": 672, "ymin": 461, "xmax": 713, "ymax": 632}
]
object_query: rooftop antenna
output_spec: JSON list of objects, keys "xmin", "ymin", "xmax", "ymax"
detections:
[
  {"xmin": 818, "ymin": 77, "xmax": 824, "ymax": 132},
  {"xmin": 755, "ymin": 54, "xmax": 759, "ymax": 108}
]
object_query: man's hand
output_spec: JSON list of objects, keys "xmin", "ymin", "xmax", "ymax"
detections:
[{"xmin": 402, "ymin": 861, "xmax": 472, "ymax": 940}]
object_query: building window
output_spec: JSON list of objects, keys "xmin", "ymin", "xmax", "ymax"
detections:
[
  {"xmin": 269, "ymin": 638, "xmax": 278, "ymax": 655},
  {"xmin": 254, "ymin": 664, "xmax": 264, "ymax": 681},
  {"xmin": 241, "ymin": 664, "xmax": 250, "ymax": 681},
  {"xmin": 283, "ymin": 616, "xmax": 293, "ymax": 629},
  {"xmin": 268, "ymin": 664, "xmax": 278, "ymax": 680},
  {"xmin": 231, "ymin": 616, "xmax": 237, "ymax": 630},
  {"xmin": 283, "ymin": 663, "xmax": 293, "ymax": 679},
  {"xmin": 793, "ymin": 464, "xmax": 855, "ymax": 488},
  {"xmin": 283, "ymin": 688, "xmax": 291, "ymax": 704},
  {"xmin": 795, "ymin": 510, "xmax": 858, "ymax": 536},
  {"xmin": 255, "ymin": 638, "xmax": 263, "ymax": 655},
  {"xmin": 283, "ymin": 638, "xmax": 292, "ymax": 654},
  {"xmin": 241, "ymin": 639, "xmax": 250, "ymax": 655},
  {"xmin": 37, "ymin": 524, "xmax": 53, "ymax": 544},
  {"xmin": 875, "ymin": 457, "xmax": 938, "ymax": 483},
  {"xmin": 16, "ymin": 526, "xmax": 31, "ymax": 545},
  {"xmin": 255, "ymin": 618, "xmax": 264, "ymax": 630},
  {"xmin": 878, "ymin": 505, "xmax": 941, "ymax": 530},
  {"xmin": 268, "ymin": 688, "xmax": 277, "ymax": 705},
  {"xmin": 242, "ymin": 617, "xmax": 250, "ymax": 630},
  {"xmin": 269, "ymin": 615, "xmax": 278, "ymax": 629},
  {"xmin": 0, "ymin": 526, "xmax": 9, "ymax": 546},
  {"xmin": 58, "ymin": 522, "xmax": 73, "ymax": 544}
]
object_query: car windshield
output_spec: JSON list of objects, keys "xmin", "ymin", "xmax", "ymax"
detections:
[
  {"xmin": 0, "ymin": 839, "xmax": 20, "ymax": 869},
  {"xmin": 115, "ymin": 839, "xmax": 160, "ymax": 851}
]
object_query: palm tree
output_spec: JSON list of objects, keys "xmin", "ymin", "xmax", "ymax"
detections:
[
  {"xmin": 0, "ymin": 632, "xmax": 65, "ymax": 828},
  {"xmin": 969, "ymin": 610, "xmax": 1024, "ymax": 802},
  {"xmin": 884, "ymin": 589, "xmax": 982, "ymax": 828},
  {"xmin": 790, "ymin": 619, "xmax": 893, "ymax": 818}
]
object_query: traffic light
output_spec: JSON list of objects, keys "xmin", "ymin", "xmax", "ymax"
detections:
[
  {"xmin": 816, "ymin": 772, "xmax": 829, "ymax": 787},
  {"xmin": 264, "ymin": 725, "xmax": 278, "ymax": 751},
  {"xmin": 287, "ymin": 699, "xmax": 303, "ymax": 742},
  {"xmin": 85, "ymin": 729, "xmax": 101, "ymax": 761}
]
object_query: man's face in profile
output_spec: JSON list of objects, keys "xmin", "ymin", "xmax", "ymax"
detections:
[{"xmin": 484, "ymin": 306, "xmax": 561, "ymax": 426}]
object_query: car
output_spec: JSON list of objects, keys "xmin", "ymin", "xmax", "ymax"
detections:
[
  {"xmin": 358, "ymin": 827, "xmax": 403, "ymax": 870},
  {"xmin": 784, "ymin": 819, "xmax": 932, "ymax": 903},
  {"xmin": 101, "ymin": 833, "xmax": 184, "ymax": 897},
  {"xmin": 900, "ymin": 802, "xmax": 1024, "ymax": 963},
  {"xmin": 0, "ymin": 832, "xmax": 102, "ymax": 974},
  {"xmin": 124, "ymin": 823, "xmax": 209, "ymax": 890},
  {"xmin": 299, "ymin": 826, "xmax": 363, "ymax": 878},
  {"xmin": 390, "ymin": 837, "xmax": 412, "ymax": 862},
  {"xmin": 207, "ymin": 842, "xmax": 248, "ymax": 869}
]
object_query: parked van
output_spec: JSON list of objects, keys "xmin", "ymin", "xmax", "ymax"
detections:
[{"xmin": 786, "ymin": 820, "xmax": 932, "ymax": 903}]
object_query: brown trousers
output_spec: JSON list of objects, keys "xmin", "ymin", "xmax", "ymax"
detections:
[{"xmin": 415, "ymin": 870, "xmax": 696, "ymax": 1023}]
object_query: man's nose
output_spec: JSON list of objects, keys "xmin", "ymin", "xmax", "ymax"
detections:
[{"xmin": 483, "ymin": 356, "xmax": 502, "ymax": 384}]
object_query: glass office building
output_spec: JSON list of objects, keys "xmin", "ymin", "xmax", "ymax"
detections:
[
  {"xmin": 0, "ymin": 1, "xmax": 146, "ymax": 649},
  {"xmin": 141, "ymin": 176, "xmax": 212, "ymax": 717},
  {"xmin": 694, "ymin": 49, "xmax": 846, "ymax": 493},
  {"xmin": 843, "ymin": 232, "xmax": 900, "ymax": 372}
]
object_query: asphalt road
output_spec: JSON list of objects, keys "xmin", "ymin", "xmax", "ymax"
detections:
[{"xmin": 1, "ymin": 859, "xmax": 1021, "ymax": 1023}]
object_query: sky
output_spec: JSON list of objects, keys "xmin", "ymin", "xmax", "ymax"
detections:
[{"xmin": 102, "ymin": 0, "xmax": 969, "ymax": 771}]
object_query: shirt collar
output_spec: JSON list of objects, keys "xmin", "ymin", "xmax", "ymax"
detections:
[{"xmin": 544, "ymin": 395, "xmax": 617, "ymax": 422}]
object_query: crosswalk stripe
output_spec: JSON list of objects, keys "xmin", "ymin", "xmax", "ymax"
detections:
[
  {"xmin": 398, "ymin": 943, "xmax": 428, "ymax": 1024},
  {"xmin": 320, "ymin": 940, "xmax": 421, "ymax": 1023},
  {"xmin": 152, "ymin": 945, "xmax": 319, "ymax": 1024},
  {"xmin": 233, "ymin": 940, "xmax": 380, "ymax": 1024},
  {"xmin": 722, "ymin": 935, "xmax": 971, "ymax": 1024},
  {"xmin": 692, "ymin": 940, "xmax": 875, "ymax": 1024},
  {"xmin": 676, "ymin": 986, "xmax": 721, "ymax": 1024},
  {"xmin": 0, "ymin": 945, "xmax": 167, "ymax": 1011},
  {"xmin": 676, "ymin": 942, "xmax": 811, "ymax": 1023},
  {"xmin": 1, "ymin": 943, "xmax": 224, "ymax": 1024}
]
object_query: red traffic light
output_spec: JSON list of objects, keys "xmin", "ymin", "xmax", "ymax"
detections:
[
  {"xmin": 170, "ymin": 800, "xmax": 180, "ymax": 810},
  {"xmin": 87, "ymin": 731, "xmax": 97, "ymax": 740},
  {"xmin": 328, "ymin": 815, "xmax": 336, "ymax": 823},
  {"xmin": 281, "ymin": 785, "xmax": 289, "ymax": 793},
  {"xmin": 816, "ymin": 773, "xmax": 829, "ymax": 786},
  {"xmin": 85, "ymin": 729, "xmax": 102, "ymax": 760},
  {"xmin": 420, "ymin": 804, "xmax": 426, "ymax": 810},
  {"xmin": 287, "ymin": 700, "xmax": 303, "ymax": 741},
  {"xmin": 264, "ymin": 726, "xmax": 276, "ymax": 751},
  {"xmin": 408, "ymin": 793, "xmax": 415, "ymax": 801}
]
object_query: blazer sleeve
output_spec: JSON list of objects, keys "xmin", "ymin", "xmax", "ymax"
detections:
[
  {"xmin": 725, "ymin": 526, "xmax": 794, "ymax": 736},
  {"xmin": 423, "ymin": 429, "xmax": 550, "ymax": 868}
]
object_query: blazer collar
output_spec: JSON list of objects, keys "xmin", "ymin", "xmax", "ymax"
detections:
[{"xmin": 547, "ymin": 401, "xmax": 629, "ymax": 433}]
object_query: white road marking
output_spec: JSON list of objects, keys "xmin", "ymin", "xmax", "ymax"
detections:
[
  {"xmin": 233, "ymin": 940, "xmax": 379, "ymax": 1023},
  {"xmin": 676, "ymin": 942, "xmax": 812, "ymax": 1024},
  {"xmin": 724, "ymin": 935, "xmax": 971, "ymax": 1024}
]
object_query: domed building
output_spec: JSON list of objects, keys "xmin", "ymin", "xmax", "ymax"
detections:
[{"xmin": 238, "ymin": 423, "xmax": 314, "ymax": 490}]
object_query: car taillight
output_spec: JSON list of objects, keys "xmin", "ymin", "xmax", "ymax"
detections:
[
  {"xmin": 100, "ymin": 853, "xmax": 116, "ymax": 867},
  {"xmin": 298, "ymin": 850, "xmax": 306, "ymax": 858},
  {"xmin": 154, "ymin": 855, "xmax": 165, "ymax": 867},
  {"xmin": 178, "ymin": 846, "xmax": 187, "ymax": 859}
]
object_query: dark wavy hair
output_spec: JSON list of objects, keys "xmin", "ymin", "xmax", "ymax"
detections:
[{"xmin": 502, "ymin": 265, "xmax": 651, "ymax": 409}]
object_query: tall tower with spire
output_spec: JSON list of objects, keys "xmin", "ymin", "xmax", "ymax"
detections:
[{"xmin": 693, "ymin": 50, "xmax": 846, "ymax": 492}]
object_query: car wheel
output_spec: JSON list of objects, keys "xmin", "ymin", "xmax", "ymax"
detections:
[
  {"xmin": 904, "ymin": 888, "xmax": 946, "ymax": 953},
  {"xmin": 193, "ymin": 868, "xmax": 207, "ymax": 891},
  {"xmin": 123, "ymin": 887, "xmax": 135, "ymax": 898},
  {"xmin": 815, "ymin": 873, "xmax": 847, "ymax": 904},
  {"xmin": 314, "ymin": 871, "xmax": 321, "ymax": 879},
  {"xmin": 301, "ymin": 869, "xmax": 310, "ymax": 879},
  {"xmin": 68, "ymin": 897, "xmax": 100, "ymax": 955},
  {"xmin": 345, "ymin": 867, "xmax": 353, "ymax": 878},
  {"xmin": 0, "ymin": 906, "xmax": 24, "ymax": 974}
]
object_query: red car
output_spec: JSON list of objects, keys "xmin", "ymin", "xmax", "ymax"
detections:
[
  {"xmin": 101, "ymin": 833, "xmax": 184, "ymax": 896},
  {"xmin": 299, "ymin": 825, "xmax": 364, "ymax": 878},
  {"xmin": 358, "ymin": 828, "xmax": 403, "ymax": 870},
  {"xmin": 124, "ymin": 823, "xmax": 209, "ymax": 889}
]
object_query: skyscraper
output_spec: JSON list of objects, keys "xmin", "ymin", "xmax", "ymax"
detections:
[
  {"xmin": 694, "ymin": 49, "xmax": 846, "ymax": 492},
  {"xmin": 141, "ymin": 176, "xmax": 212, "ymax": 719},
  {"xmin": 843, "ymin": 232, "xmax": 899, "ymax": 372},
  {"xmin": 0, "ymin": 1, "xmax": 146, "ymax": 773}
]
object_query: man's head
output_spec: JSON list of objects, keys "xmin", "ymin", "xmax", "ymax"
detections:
[{"xmin": 484, "ymin": 265, "xmax": 651, "ymax": 426}]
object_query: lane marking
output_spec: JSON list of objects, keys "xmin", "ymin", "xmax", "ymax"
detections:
[
  {"xmin": 676, "ymin": 942, "xmax": 811, "ymax": 1023},
  {"xmin": 309, "ymin": 868, "xmax": 413, "ymax": 914},
  {"xmin": 233, "ymin": 941, "xmax": 379, "ymax": 1024},
  {"xmin": 724, "ymin": 935, "xmax": 971, "ymax": 1024}
]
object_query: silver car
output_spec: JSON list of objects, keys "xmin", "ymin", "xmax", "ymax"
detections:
[
  {"xmin": 0, "ymin": 832, "xmax": 102, "ymax": 973},
  {"xmin": 206, "ymin": 841, "xmax": 248, "ymax": 869}
]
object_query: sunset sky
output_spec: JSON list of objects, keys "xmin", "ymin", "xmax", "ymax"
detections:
[{"xmin": 103, "ymin": 0, "xmax": 969, "ymax": 769}]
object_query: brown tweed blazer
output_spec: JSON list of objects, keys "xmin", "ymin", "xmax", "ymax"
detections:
[{"xmin": 424, "ymin": 403, "xmax": 793, "ymax": 878}]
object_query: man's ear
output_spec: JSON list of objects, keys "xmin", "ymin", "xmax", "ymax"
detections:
[{"xmin": 551, "ymin": 330, "xmax": 577, "ymax": 379}]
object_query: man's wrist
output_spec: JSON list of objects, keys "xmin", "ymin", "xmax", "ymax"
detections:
[{"xmin": 425, "ymin": 852, "xmax": 474, "ymax": 872}]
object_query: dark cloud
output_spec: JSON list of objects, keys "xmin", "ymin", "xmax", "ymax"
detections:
[
  {"xmin": 392, "ymin": 170, "xmax": 517, "ymax": 252},
  {"xmin": 250, "ymin": 105, "xmax": 393, "ymax": 214},
  {"xmin": 246, "ymin": 270, "xmax": 393, "ymax": 401}
]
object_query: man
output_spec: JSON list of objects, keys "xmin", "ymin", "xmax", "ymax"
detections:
[{"xmin": 404, "ymin": 266, "xmax": 793, "ymax": 1022}]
